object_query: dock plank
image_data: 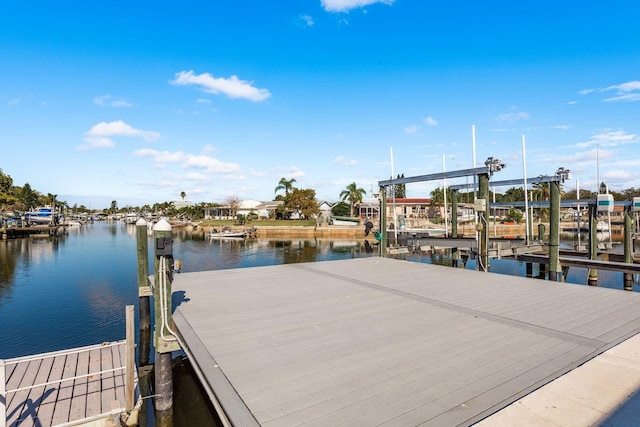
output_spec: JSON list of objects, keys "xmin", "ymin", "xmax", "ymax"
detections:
[
  {"xmin": 51, "ymin": 353, "xmax": 76, "ymax": 425},
  {"xmin": 172, "ymin": 257, "xmax": 640, "ymax": 426}
]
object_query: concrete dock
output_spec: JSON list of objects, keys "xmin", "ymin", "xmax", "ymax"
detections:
[{"xmin": 171, "ymin": 257, "xmax": 640, "ymax": 426}]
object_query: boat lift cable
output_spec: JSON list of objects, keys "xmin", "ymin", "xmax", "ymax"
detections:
[{"xmin": 158, "ymin": 256, "xmax": 178, "ymax": 343}]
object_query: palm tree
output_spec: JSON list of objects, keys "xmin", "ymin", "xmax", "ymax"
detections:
[
  {"xmin": 340, "ymin": 182, "xmax": 366, "ymax": 217},
  {"xmin": 274, "ymin": 177, "xmax": 297, "ymax": 196},
  {"xmin": 180, "ymin": 191, "xmax": 186, "ymax": 200}
]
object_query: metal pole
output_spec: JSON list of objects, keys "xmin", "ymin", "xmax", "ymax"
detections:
[
  {"xmin": 548, "ymin": 180, "xmax": 560, "ymax": 281},
  {"xmin": 522, "ymin": 135, "xmax": 530, "ymax": 245}
]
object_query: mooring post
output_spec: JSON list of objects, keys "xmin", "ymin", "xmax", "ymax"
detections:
[
  {"xmin": 588, "ymin": 205, "xmax": 598, "ymax": 286},
  {"xmin": 379, "ymin": 186, "xmax": 387, "ymax": 257},
  {"xmin": 477, "ymin": 173, "xmax": 489, "ymax": 272},
  {"xmin": 136, "ymin": 220, "xmax": 151, "ymax": 320},
  {"xmin": 624, "ymin": 206, "xmax": 634, "ymax": 291},
  {"xmin": 451, "ymin": 190, "xmax": 458, "ymax": 238},
  {"xmin": 538, "ymin": 223, "xmax": 546, "ymax": 241},
  {"xmin": 153, "ymin": 219, "xmax": 179, "ymax": 423},
  {"xmin": 548, "ymin": 179, "xmax": 560, "ymax": 281},
  {"xmin": 125, "ymin": 305, "xmax": 135, "ymax": 412}
]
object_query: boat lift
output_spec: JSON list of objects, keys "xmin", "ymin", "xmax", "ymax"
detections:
[{"xmin": 378, "ymin": 157, "xmax": 506, "ymax": 272}]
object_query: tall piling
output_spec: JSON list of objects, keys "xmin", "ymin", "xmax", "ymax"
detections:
[
  {"xmin": 624, "ymin": 206, "xmax": 634, "ymax": 291},
  {"xmin": 451, "ymin": 190, "xmax": 459, "ymax": 238},
  {"xmin": 379, "ymin": 186, "xmax": 388, "ymax": 257},
  {"xmin": 548, "ymin": 180, "xmax": 560, "ymax": 281},
  {"xmin": 136, "ymin": 219, "xmax": 151, "ymax": 366},
  {"xmin": 588, "ymin": 205, "xmax": 598, "ymax": 286},
  {"xmin": 477, "ymin": 173, "xmax": 489, "ymax": 272},
  {"xmin": 153, "ymin": 219, "xmax": 180, "ymax": 424}
]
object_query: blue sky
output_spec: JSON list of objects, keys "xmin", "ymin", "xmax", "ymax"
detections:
[{"xmin": 1, "ymin": 0, "xmax": 639, "ymax": 209}]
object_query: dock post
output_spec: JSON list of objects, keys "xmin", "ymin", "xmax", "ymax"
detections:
[
  {"xmin": 477, "ymin": 173, "xmax": 489, "ymax": 272},
  {"xmin": 548, "ymin": 179, "xmax": 560, "ymax": 281},
  {"xmin": 1, "ymin": 358, "xmax": 5, "ymax": 427},
  {"xmin": 125, "ymin": 305, "xmax": 135, "ymax": 412},
  {"xmin": 588, "ymin": 205, "xmax": 598, "ymax": 286},
  {"xmin": 451, "ymin": 190, "xmax": 458, "ymax": 238},
  {"xmin": 136, "ymin": 219, "xmax": 151, "ymax": 365},
  {"xmin": 379, "ymin": 186, "xmax": 387, "ymax": 257},
  {"xmin": 538, "ymin": 223, "xmax": 545, "ymax": 241},
  {"xmin": 153, "ymin": 219, "xmax": 179, "ymax": 423},
  {"xmin": 624, "ymin": 206, "xmax": 634, "ymax": 291}
]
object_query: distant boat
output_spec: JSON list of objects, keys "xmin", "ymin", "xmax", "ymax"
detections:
[
  {"xmin": 24, "ymin": 206, "xmax": 59, "ymax": 225},
  {"xmin": 209, "ymin": 228, "xmax": 247, "ymax": 239},
  {"xmin": 330, "ymin": 216, "xmax": 361, "ymax": 226}
]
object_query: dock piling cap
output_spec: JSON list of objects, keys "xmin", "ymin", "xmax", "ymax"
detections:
[
  {"xmin": 154, "ymin": 218, "xmax": 172, "ymax": 231},
  {"xmin": 136, "ymin": 218, "xmax": 147, "ymax": 226}
]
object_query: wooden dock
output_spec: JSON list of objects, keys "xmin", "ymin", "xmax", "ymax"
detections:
[
  {"xmin": 170, "ymin": 257, "xmax": 640, "ymax": 426},
  {"xmin": 1, "ymin": 340, "xmax": 137, "ymax": 427}
]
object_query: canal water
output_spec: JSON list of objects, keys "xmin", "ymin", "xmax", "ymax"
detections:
[{"xmin": 1, "ymin": 221, "xmax": 637, "ymax": 425}]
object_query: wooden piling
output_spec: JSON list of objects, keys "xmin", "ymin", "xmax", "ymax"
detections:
[
  {"xmin": 125, "ymin": 305, "xmax": 135, "ymax": 412},
  {"xmin": 538, "ymin": 223, "xmax": 545, "ymax": 241},
  {"xmin": 624, "ymin": 206, "xmax": 634, "ymax": 291},
  {"xmin": 588, "ymin": 205, "xmax": 598, "ymax": 286},
  {"xmin": 136, "ymin": 219, "xmax": 151, "ymax": 330},
  {"xmin": 548, "ymin": 180, "xmax": 560, "ymax": 281},
  {"xmin": 379, "ymin": 186, "xmax": 388, "ymax": 257},
  {"xmin": 451, "ymin": 190, "xmax": 459, "ymax": 238},
  {"xmin": 153, "ymin": 219, "xmax": 179, "ymax": 421}
]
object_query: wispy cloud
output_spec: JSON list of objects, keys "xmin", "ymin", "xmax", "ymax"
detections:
[
  {"xmin": 171, "ymin": 70, "xmax": 271, "ymax": 102},
  {"xmin": 556, "ymin": 147, "xmax": 615, "ymax": 163},
  {"xmin": 79, "ymin": 120, "xmax": 160, "ymax": 150},
  {"xmin": 576, "ymin": 129, "xmax": 638, "ymax": 148},
  {"xmin": 133, "ymin": 148, "xmax": 242, "ymax": 175},
  {"xmin": 334, "ymin": 155, "xmax": 358, "ymax": 166},
  {"xmin": 321, "ymin": 0, "xmax": 395, "ymax": 13},
  {"xmin": 404, "ymin": 124, "xmax": 419, "ymax": 135},
  {"xmin": 423, "ymin": 116, "xmax": 438, "ymax": 126},
  {"xmin": 494, "ymin": 109, "xmax": 530, "ymax": 122},
  {"xmin": 299, "ymin": 14, "xmax": 315, "ymax": 26},
  {"xmin": 579, "ymin": 81, "xmax": 640, "ymax": 102},
  {"xmin": 94, "ymin": 94, "xmax": 133, "ymax": 108}
]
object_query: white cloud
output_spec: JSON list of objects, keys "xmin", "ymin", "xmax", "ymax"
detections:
[
  {"xmin": 94, "ymin": 94, "xmax": 133, "ymax": 108},
  {"xmin": 133, "ymin": 148, "xmax": 242, "ymax": 175},
  {"xmin": 79, "ymin": 120, "xmax": 160, "ymax": 150},
  {"xmin": 423, "ymin": 116, "xmax": 438, "ymax": 126},
  {"xmin": 404, "ymin": 124, "xmax": 419, "ymax": 135},
  {"xmin": 171, "ymin": 70, "xmax": 271, "ymax": 102},
  {"xmin": 196, "ymin": 98, "xmax": 212, "ymax": 104},
  {"xmin": 494, "ymin": 110, "xmax": 530, "ymax": 122},
  {"xmin": 576, "ymin": 129, "xmax": 638, "ymax": 148},
  {"xmin": 321, "ymin": 0, "xmax": 395, "ymax": 12},
  {"xmin": 580, "ymin": 81, "xmax": 640, "ymax": 103},
  {"xmin": 300, "ymin": 14, "xmax": 315, "ymax": 26},
  {"xmin": 556, "ymin": 147, "xmax": 615, "ymax": 163},
  {"xmin": 334, "ymin": 155, "xmax": 358, "ymax": 166}
]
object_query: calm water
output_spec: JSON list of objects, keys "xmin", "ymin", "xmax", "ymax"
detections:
[{"xmin": 1, "ymin": 221, "xmax": 637, "ymax": 424}]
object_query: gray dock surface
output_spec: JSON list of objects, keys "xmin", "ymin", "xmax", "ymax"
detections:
[
  {"xmin": 171, "ymin": 257, "xmax": 640, "ymax": 426},
  {"xmin": 2, "ymin": 341, "xmax": 129, "ymax": 426}
]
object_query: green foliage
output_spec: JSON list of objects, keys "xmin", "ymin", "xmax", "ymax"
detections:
[
  {"xmin": 275, "ymin": 177, "xmax": 297, "ymax": 196},
  {"xmin": 392, "ymin": 174, "xmax": 406, "ymax": 199},
  {"xmin": 286, "ymin": 188, "xmax": 320, "ymax": 219},
  {"xmin": 429, "ymin": 187, "xmax": 453, "ymax": 206},
  {"xmin": 507, "ymin": 207, "xmax": 523, "ymax": 223},
  {"xmin": 340, "ymin": 182, "xmax": 366, "ymax": 217},
  {"xmin": 331, "ymin": 201, "xmax": 350, "ymax": 216}
]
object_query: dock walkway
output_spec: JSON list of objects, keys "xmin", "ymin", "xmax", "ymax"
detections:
[
  {"xmin": 1, "ymin": 341, "xmax": 133, "ymax": 427},
  {"xmin": 171, "ymin": 257, "xmax": 640, "ymax": 426}
]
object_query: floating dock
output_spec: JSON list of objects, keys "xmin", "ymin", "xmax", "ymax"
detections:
[
  {"xmin": 171, "ymin": 257, "xmax": 640, "ymax": 426},
  {"xmin": 2, "ymin": 308, "xmax": 139, "ymax": 427}
]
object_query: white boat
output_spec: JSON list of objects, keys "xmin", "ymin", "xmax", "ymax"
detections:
[
  {"xmin": 209, "ymin": 228, "xmax": 247, "ymax": 239},
  {"xmin": 596, "ymin": 221, "xmax": 610, "ymax": 232},
  {"xmin": 24, "ymin": 206, "xmax": 59, "ymax": 225}
]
